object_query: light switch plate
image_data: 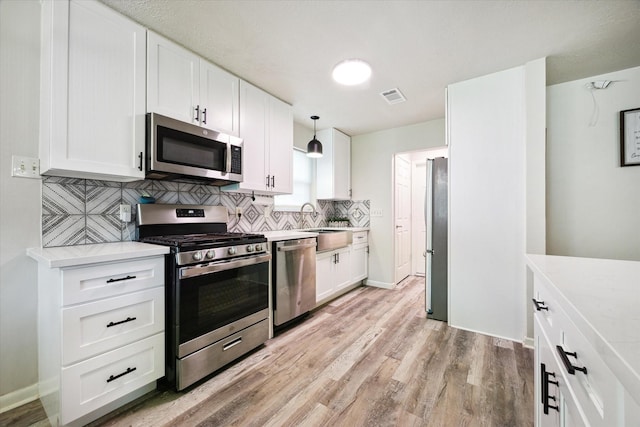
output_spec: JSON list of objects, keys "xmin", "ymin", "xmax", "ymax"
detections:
[
  {"xmin": 371, "ymin": 208, "xmax": 383, "ymax": 217},
  {"xmin": 11, "ymin": 155, "xmax": 40, "ymax": 179}
]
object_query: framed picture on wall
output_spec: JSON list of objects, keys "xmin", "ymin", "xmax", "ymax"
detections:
[{"xmin": 620, "ymin": 107, "xmax": 640, "ymax": 166}]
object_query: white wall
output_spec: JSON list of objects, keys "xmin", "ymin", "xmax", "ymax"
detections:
[
  {"xmin": 351, "ymin": 120, "xmax": 445, "ymax": 288},
  {"xmin": 0, "ymin": 0, "xmax": 42, "ymax": 410},
  {"xmin": 547, "ymin": 66, "xmax": 640, "ymax": 261},
  {"xmin": 448, "ymin": 65, "xmax": 528, "ymax": 342}
]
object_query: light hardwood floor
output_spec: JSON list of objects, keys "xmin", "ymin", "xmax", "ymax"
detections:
[{"xmin": 2, "ymin": 276, "xmax": 533, "ymax": 427}]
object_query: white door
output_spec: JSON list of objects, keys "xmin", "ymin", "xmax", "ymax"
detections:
[
  {"xmin": 412, "ymin": 160, "xmax": 427, "ymax": 275},
  {"xmin": 394, "ymin": 155, "xmax": 412, "ymax": 284}
]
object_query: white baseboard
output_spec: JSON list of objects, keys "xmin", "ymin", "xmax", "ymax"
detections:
[
  {"xmin": 364, "ymin": 279, "xmax": 395, "ymax": 289},
  {"xmin": 523, "ymin": 336, "xmax": 534, "ymax": 349},
  {"xmin": 0, "ymin": 383, "xmax": 39, "ymax": 414},
  {"xmin": 449, "ymin": 323, "xmax": 524, "ymax": 344}
]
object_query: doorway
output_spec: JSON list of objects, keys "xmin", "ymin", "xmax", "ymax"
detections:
[{"xmin": 393, "ymin": 147, "xmax": 448, "ymax": 285}]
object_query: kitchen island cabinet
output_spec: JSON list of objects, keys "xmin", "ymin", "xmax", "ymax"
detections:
[
  {"xmin": 28, "ymin": 242, "xmax": 169, "ymax": 427},
  {"xmin": 39, "ymin": 0, "xmax": 146, "ymax": 182},
  {"xmin": 527, "ymin": 254, "xmax": 640, "ymax": 427},
  {"xmin": 147, "ymin": 31, "xmax": 239, "ymax": 136}
]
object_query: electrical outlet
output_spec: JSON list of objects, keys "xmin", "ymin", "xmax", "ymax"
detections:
[
  {"xmin": 371, "ymin": 208, "xmax": 383, "ymax": 217},
  {"xmin": 11, "ymin": 155, "xmax": 40, "ymax": 179},
  {"xmin": 119, "ymin": 204, "xmax": 132, "ymax": 222}
]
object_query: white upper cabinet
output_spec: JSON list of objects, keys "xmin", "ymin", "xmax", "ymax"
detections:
[
  {"xmin": 316, "ymin": 128, "xmax": 351, "ymax": 200},
  {"xmin": 223, "ymin": 81, "xmax": 292, "ymax": 195},
  {"xmin": 39, "ymin": 0, "xmax": 146, "ymax": 182},
  {"xmin": 147, "ymin": 31, "xmax": 239, "ymax": 136}
]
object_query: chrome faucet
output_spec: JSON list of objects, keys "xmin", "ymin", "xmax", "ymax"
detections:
[{"xmin": 299, "ymin": 202, "xmax": 317, "ymax": 229}]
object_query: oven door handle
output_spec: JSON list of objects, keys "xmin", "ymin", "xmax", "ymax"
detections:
[{"xmin": 180, "ymin": 253, "xmax": 271, "ymax": 278}]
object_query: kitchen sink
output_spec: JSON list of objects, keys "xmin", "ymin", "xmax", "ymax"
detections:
[{"xmin": 305, "ymin": 228, "xmax": 353, "ymax": 252}]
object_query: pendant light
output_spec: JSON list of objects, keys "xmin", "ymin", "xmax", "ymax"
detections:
[{"xmin": 307, "ymin": 115, "xmax": 323, "ymax": 158}]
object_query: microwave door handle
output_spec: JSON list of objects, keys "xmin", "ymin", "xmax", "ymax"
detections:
[{"xmin": 225, "ymin": 142, "xmax": 232, "ymax": 174}]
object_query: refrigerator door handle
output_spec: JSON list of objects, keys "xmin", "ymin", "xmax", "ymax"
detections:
[{"xmin": 425, "ymin": 159, "xmax": 434, "ymax": 315}]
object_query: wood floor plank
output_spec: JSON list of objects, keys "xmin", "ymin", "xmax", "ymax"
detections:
[{"xmin": 7, "ymin": 275, "xmax": 533, "ymax": 427}]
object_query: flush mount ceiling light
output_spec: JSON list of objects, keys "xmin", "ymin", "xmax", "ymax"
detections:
[
  {"xmin": 332, "ymin": 59, "xmax": 372, "ymax": 85},
  {"xmin": 307, "ymin": 115, "xmax": 323, "ymax": 158}
]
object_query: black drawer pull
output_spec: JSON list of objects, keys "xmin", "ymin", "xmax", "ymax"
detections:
[
  {"xmin": 106, "ymin": 316, "xmax": 136, "ymax": 328},
  {"xmin": 556, "ymin": 345, "xmax": 588, "ymax": 375},
  {"xmin": 532, "ymin": 298, "xmax": 549, "ymax": 311},
  {"xmin": 541, "ymin": 363, "xmax": 560, "ymax": 414},
  {"xmin": 106, "ymin": 275, "xmax": 136, "ymax": 284},
  {"xmin": 106, "ymin": 366, "xmax": 136, "ymax": 383},
  {"xmin": 138, "ymin": 152, "xmax": 143, "ymax": 171}
]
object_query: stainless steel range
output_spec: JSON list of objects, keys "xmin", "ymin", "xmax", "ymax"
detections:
[{"xmin": 136, "ymin": 204, "xmax": 270, "ymax": 390}]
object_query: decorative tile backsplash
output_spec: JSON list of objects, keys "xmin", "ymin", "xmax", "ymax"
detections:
[{"xmin": 41, "ymin": 177, "xmax": 370, "ymax": 247}]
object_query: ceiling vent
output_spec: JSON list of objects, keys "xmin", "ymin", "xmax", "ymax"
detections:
[{"xmin": 380, "ymin": 88, "xmax": 406, "ymax": 105}]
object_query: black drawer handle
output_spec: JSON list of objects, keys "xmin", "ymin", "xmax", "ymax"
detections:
[
  {"xmin": 532, "ymin": 298, "xmax": 549, "ymax": 311},
  {"xmin": 138, "ymin": 152, "xmax": 143, "ymax": 171},
  {"xmin": 541, "ymin": 363, "xmax": 560, "ymax": 414},
  {"xmin": 106, "ymin": 366, "xmax": 136, "ymax": 383},
  {"xmin": 106, "ymin": 275, "xmax": 136, "ymax": 284},
  {"xmin": 556, "ymin": 345, "xmax": 588, "ymax": 375},
  {"xmin": 106, "ymin": 316, "xmax": 136, "ymax": 328}
]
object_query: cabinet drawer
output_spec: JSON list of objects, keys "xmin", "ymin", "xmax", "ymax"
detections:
[
  {"xmin": 532, "ymin": 276, "xmax": 564, "ymax": 345},
  {"xmin": 558, "ymin": 313, "xmax": 619, "ymax": 426},
  {"xmin": 62, "ymin": 257, "xmax": 165, "ymax": 305},
  {"xmin": 62, "ymin": 287, "xmax": 164, "ymax": 365},
  {"xmin": 60, "ymin": 333, "xmax": 164, "ymax": 425},
  {"xmin": 352, "ymin": 231, "xmax": 368, "ymax": 245}
]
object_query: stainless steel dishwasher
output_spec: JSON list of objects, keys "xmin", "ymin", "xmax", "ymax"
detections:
[{"xmin": 272, "ymin": 237, "xmax": 317, "ymax": 327}]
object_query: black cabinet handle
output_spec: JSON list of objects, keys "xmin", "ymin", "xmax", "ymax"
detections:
[
  {"xmin": 106, "ymin": 367, "xmax": 136, "ymax": 383},
  {"xmin": 266, "ymin": 175, "xmax": 270, "ymax": 187},
  {"xmin": 106, "ymin": 316, "xmax": 136, "ymax": 328},
  {"xmin": 138, "ymin": 152, "xmax": 143, "ymax": 171},
  {"xmin": 194, "ymin": 105, "xmax": 200, "ymax": 122},
  {"xmin": 271, "ymin": 175, "xmax": 275, "ymax": 188},
  {"xmin": 202, "ymin": 107, "xmax": 207, "ymax": 124},
  {"xmin": 106, "ymin": 275, "xmax": 136, "ymax": 284},
  {"xmin": 541, "ymin": 363, "xmax": 560, "ymax": 414},
  {"xmin": 556, "ymin": 345, "xmax": 588, "ymax": 375},
  {"xmin": 532, "ymin": 298, "xmax": 549, "ymax": 311}
]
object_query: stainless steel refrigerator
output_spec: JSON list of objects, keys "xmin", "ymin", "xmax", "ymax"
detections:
[{"xmin": 425, "ymin": 157, "xmax": 448, "ymax": 321}]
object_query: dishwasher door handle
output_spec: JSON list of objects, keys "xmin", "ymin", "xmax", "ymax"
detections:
[{"xmin": 277, "ymin": 242, "xmax": 317, "ymax": 252}]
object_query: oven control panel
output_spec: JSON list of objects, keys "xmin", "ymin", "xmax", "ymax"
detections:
[{"xmin": 177, "ymin": 242, "xmax": 268, "ymax": 266}]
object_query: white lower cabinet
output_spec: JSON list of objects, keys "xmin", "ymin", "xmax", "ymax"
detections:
[
  {"xmin": 316, "ymin": 247, "xmax": 350, "ymax": 302},
  {"xmin": 350, "ymin": 231, "xmax": 369, "ymax": 283},
  {"xmin": 533, "ymin": 273, "xmax": 635, "ymax": 427},
  {"xmin": 36, "ymin": 254, "xmax": 165, "ymax": 426},
  {"xmin": 316, "ymin": 231, "xmax": 369, "ymax": 305}
]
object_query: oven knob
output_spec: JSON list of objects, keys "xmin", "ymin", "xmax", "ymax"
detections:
[
  {"xmin": 192, "ymin": 251, "xmax": 203, "ymax": 261},
  {"xmin": 205, "ymin": 249, "xmax": 215, "ymax": 259},
  {"xmin": 228, "ymin": 247, "xmax": 237, "ymax": 255},
  {"xmin": 246, "ymin": 245, "xmax": 254, "ymax": 252},
  {"xmin": 255, "ymin": 244, "xmax": 262, "ymax": 251}
]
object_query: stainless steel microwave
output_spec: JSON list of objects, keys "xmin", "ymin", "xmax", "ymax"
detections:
[{"xmin": 146, "ymin": 113, "xmax": 243, "ymax": 185}]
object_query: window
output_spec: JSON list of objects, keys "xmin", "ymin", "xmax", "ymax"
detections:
[{"xmin": 274, "ymin": 148, "xmax": 315, "ymax": 211}]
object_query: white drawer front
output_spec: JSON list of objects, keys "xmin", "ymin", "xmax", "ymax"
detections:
[
  {"xmin": 62, "ymin": 287, "xmax": 164, "ymax": 365},
  {"xmin": 559, "ymin": 314, "xmax": 619, "ymax": 426},
  {"xmin": 62, "ymin": 256, "xmax": 164, "ymax": 305},
  {"xmin": 60, "ymin": 333, "xmax": 164, "ymax": 425},
  {"xmin": 533, "ymin": 276, "xmax": 564, "ymax": 345},
  {"xmin": 352, "ymin": 231, "xmax": 368, "ymax": 244}
]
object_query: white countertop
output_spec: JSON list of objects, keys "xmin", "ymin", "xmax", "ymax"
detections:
[
  {"xmin": 27, "ymin": 242, "xmax": 170, "ymax": 268},
  {"xmin": 526, "ymin": 254, "xmax": 640, "ymax": 404},
  {"xmin": 261, "ymin": 227, "xmax": 369, "ymax": 242}
]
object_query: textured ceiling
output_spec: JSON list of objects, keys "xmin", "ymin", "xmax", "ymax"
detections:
[{"xmin": 100, "ymin": 0, "xmax": 640, "ymax": 136}]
